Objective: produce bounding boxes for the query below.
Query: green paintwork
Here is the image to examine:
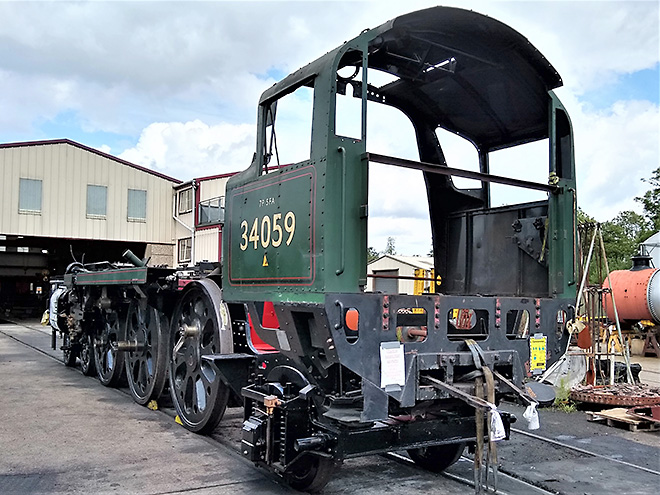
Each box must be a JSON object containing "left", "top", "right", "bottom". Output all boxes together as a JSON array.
[
  {"left": 72, "top": 267, "right": 148, "bottom": 286},
  {"left": 222, "top": 7, "right": 577, "bottom": 306},
  {"left": 227, "top": 165, "right": 316, "bottom": 285},
  {"left": 223, "top": 37, "right": 372, "bottom": 304},
  {"left": 548, "top": 93, "right": 578, "bottom": 301}
]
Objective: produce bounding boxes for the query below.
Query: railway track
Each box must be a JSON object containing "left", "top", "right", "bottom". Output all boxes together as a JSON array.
[{"left": 2, "top": 321, "right": 659, "bottom": 495}]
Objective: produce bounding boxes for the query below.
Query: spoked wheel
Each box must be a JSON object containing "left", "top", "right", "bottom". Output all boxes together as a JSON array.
[
  {"left": 94, "top": 309, "right": 126, "bottom": 387},
  {"left": 286, "top": 455, "right": 337, "bottom": 493},
  {"left": 80, "top": 332, "right": 96, "bottom": 376},
  {"left": 169, "top": 279, "right": 231, "bottom": 433},
  {"left": 125, "top": 299, "right": 168, "bottom": 405},
  {"left": 407, "top": 442, "right": 466, "bottom": 473},
  {"left": 62, "top": 333, "right": 78, "bottom": 367}
]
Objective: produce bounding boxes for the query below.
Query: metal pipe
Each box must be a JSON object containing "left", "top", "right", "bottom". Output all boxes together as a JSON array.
[
  {"left": 111, "top": 340, "right": 144, "bottom": 352},
  {"left": 599, "top": 229, "right": 633, "bottom": 383},
  {"left": 367, "top": 153, "right": 558, "bottom": 193},
  {"left": 294, "top": 436, "right": 327, "bottom": 452},
  {"left": 122, "top": 249, "right": 146, "bottom": 267},
  {"left": 336, "top": 146, "right": 347, "bottom": 276}
]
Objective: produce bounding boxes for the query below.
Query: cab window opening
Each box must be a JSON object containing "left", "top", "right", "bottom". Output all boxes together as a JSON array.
[{"left": 262, "top": 82, "right": 315, "bottom": 173}]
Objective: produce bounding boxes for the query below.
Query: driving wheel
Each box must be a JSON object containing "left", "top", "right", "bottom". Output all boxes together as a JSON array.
[
  {"left": 125, "top": 299, "right": 168, "bottom": 405},
  {"left": 94, "top": 308, "right": 126, "bottom": 387},
  {"left": 169, "top": 279, "right": 231, "bottom": 433}
]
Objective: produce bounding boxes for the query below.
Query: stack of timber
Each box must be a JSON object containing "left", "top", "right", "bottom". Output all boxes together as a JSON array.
[{"left": 586, "top": 407, "right": 660, "bottom": 432}]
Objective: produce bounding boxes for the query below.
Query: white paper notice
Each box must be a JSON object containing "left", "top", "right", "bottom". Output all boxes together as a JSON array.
[{"left": 380, "top": 342, "right": 406, "bottom": 388}]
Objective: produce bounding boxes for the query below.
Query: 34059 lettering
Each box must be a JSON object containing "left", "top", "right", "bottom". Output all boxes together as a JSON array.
[{"left": 239, "top": 211, "right": 296, "bottom": 251}]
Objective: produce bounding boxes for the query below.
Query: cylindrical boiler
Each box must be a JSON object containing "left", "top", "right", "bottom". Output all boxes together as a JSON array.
[{"left": 602, "top": 262, "right": 660, "bottom": 323}]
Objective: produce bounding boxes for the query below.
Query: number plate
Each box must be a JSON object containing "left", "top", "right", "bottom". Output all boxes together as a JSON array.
[{"left": 227, "top": 166, "right": 316, "bottom": 285}]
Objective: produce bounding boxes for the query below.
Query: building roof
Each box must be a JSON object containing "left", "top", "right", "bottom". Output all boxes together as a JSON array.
[
  {"left": 174, "top": 171, "right": 239, "bottom": 190},
  {"left": 370, "top": 254, "right": 434, "bottom": 270},
  {"left": 0, "top": 138, "right": 182, "bottom": 184}
]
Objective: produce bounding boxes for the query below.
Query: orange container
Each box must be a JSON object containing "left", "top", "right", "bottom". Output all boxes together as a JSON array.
[{"left": 602, "top": 268, "right": 660, "bottom": 323}]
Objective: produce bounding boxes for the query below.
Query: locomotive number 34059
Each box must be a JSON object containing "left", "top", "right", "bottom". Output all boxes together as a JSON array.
[{"left": 239, "top": 211, "right": 296, "bottom": 251}]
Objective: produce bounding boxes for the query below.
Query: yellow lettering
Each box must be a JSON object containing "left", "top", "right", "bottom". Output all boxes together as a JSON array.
[
  {"left": 284, "top": 211, "right": 296, "bottom": 246},
  {"left": 239, "top": 220, "right": 248, "bottom": 251},
  {"left": 249, "top": 218, "right": 259, "bottom": 249}
]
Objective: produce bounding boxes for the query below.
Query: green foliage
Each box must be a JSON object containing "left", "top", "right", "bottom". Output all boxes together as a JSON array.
[
  {"left": 367, "top": 246, "right": 379, "bottom": 263},
  {"left": 579, "top": 169, "right": 659, "bottom": 283},
  {"left": 553, "top": 377, "right": 577, "bottom": 413},
  {"left": 579, "top": 211, "right": 650, "bottom": 284},
  {"left": 602, "top": 210, "right": 651, "bottom": 270},
  {"left": 635, "top": 166, "right": 660, "bottom": 232}
]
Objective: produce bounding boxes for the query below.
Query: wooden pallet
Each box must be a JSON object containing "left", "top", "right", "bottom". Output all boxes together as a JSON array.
[{"left": 587, "top": 408, "right": 660, "bottom": 432}]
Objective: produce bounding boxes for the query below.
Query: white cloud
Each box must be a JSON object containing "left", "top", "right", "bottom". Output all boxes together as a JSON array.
[
  {"left": 0, "top": 0, "right": 658, "bottom": 253},
  {"left": 571, "top": 98, "right": 660, "bottom": 220},
  {"left": 487, "top": 1, "right": 659, "bottom": 95},
  {"left": 118, "top": 120, "right": 255, "bottom": 180}
]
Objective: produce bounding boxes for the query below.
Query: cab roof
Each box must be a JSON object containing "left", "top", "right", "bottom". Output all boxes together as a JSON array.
[{"left": 261, "top": 6, "right": 562, "bottom": 152}]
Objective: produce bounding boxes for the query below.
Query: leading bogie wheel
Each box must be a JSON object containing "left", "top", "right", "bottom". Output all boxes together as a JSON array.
[
  {"left": 94, "top": 308, "right": 126, "bottom": 387},
  {"left": 169, "top": 279, "right": 231, "bottom": 434},
  {"left": 62, "top": 332, "right": 78, "bottom": 367},
  {"left": 285, "top": 455, "right": 337, "bottom": 493},
  {"left": 125, "top": 299, "right": 168, "bottom": 405},
  {"left": 407, "top": 442, "right": 466, "bottom": 473},
  {"left": 79, "top": 332, "right": 96, "bottom": 376}
]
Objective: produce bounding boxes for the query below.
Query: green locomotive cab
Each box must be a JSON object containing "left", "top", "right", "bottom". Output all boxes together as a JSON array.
[{"left": 219, "top": 6, "right": 577, "bottom": 490}]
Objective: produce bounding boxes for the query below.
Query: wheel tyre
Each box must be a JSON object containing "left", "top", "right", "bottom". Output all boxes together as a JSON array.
[
  {"left": 286, "top": 456, "right": 336, "bottom": 493},
  {"left": 62, "top": 333, "right": 77, "bottom": 367},
  {"left": 94, "top": 309, "right": 126, "bottom": 387},
  {"left": 80, "top": 332, "right": 96, "bottom": 376},
  {"left": 169, "top": 279, "right": 231, "bottom": 434},
  {"left": 407, "top": 442, "right": 466, "bottom": 473},
  {"left": 125, "top": 300, "right": 168, "bottom": 405}
]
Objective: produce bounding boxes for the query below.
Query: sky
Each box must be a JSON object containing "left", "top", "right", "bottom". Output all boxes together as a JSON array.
[{"left": 1, "top": 0, "right": 658, "bottom": 255}]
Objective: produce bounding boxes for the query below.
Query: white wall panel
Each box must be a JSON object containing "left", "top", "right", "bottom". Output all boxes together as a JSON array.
[
  {"left": 0, "top": 142, "right": 177, "bottom": 244},
  {"left": 194, "top": 228, "right": 220, "bottom": 263}
]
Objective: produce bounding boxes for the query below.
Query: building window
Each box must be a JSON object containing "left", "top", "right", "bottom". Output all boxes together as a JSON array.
[
  {"left": 178, "top": 238, "right": 192, "bottom": 263},
  {"left": 87, "top": 185, "right": 107, "bottom": 218},
  {"left": 19, "top": 178, "right": 42, "bottom": 214},
  {"left": 178, "top": 188, "right": 193, "bottom": 214},
  {"left": 127, "top": 189, "right": 147, "bottom": 222}
]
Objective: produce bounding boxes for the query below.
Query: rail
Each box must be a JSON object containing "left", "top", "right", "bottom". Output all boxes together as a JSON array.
[{"left": 198, "top": 195, "right": 225, "bottom": 226}]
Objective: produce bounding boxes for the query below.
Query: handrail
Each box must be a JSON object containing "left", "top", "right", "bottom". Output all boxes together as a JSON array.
[
  {"left": 198, "top": 195, "right": 225, "bottom": 226},
  {"left": 367, "top": 153, "right": 558, "bottom": 193},
  {"left": 336, "top": 147, "right": 347, "bottom": 275}
]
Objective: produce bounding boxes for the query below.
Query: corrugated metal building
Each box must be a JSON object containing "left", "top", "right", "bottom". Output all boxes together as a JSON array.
[
  {"left": 367, "top": 255, "right": 434, "bottom": 294},
  {"left": 0, "top": 139, "right": 181, "bottom": 315}
]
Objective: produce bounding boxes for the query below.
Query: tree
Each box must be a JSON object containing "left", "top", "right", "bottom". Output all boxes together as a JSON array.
[
  {"left": 367, "top": 246, "right": 379, "bottom": 263},
  {"left": 601, "top": 210, "right": 650, "bottom": 272},
  {"left": 577, "top": 208, "right": 649, "bottom": 283},
  {"left": 384, "top": 236, "right": 396, "bottom": 255},
  {"left": 635, "top": 166, "right": 660, "bottom": 232}
]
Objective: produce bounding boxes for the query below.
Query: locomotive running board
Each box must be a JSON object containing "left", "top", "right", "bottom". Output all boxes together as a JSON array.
[{"left": 202, "top": 353, "right": 255, "bottom": 398}]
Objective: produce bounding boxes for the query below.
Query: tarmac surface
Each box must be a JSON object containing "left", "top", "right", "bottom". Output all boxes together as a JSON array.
[
  {"left": 1, "top": 318, "right": 659, "bottom": 495},
  {"left": 0, "top": 323, "right": 290, "bottom": 495}
]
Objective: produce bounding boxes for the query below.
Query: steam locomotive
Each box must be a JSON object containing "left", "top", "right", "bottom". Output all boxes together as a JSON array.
[{"left": 49, "top": 7, "right": 577, "bottom": 492}]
